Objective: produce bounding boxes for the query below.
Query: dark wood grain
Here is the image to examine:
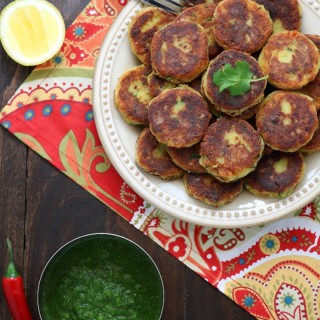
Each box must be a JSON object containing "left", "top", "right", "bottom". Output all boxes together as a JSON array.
[{"left": 0, "top": 0, "right": 255, "bottom": 319}]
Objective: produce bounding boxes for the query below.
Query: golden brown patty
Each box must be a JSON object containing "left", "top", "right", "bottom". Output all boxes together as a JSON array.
[
  {"left": 256, "top": 91, "right": 318, "bottom": 152},
  {"left": 299, "top": 72, "right": 320, "bottom": 111},
  {"left": 299, "top": 35, "right": 320, "bottom": 110},
  {"left": 148, "top": 87, "right": 211, "bottom": 147},
  {"left": 253, "top": 0, "right": 301, "bottom": 33},
  {"left": 258, "top": 31, "right": 320, "bottom": 90},
  {"left": 150, "top": 20, "right": 209, "bottom": 84},
  {"left": 175, "top": 3, "right": 222, "bottom": 59},
  {"left": 184, "top": 172, "right": 243, "bottom": 206},
  {"left": 213, "top": 0, "right": 272, "bottom": 53},
  {"left": 200, "top": 117, "right": 264, "bottom": 182},
  {"left": 306, "top": 34, "right": 320, "bottom": 49},
  {"left": 114, "top": 64, "right": 152, "bottom": 125},
  {"left": 147, "top": 71, "right": 176, "bottom": 98},
  {"left": 202, "top": 50, "right": 267, "bottom": 116},
  {"left": 187, "top": 76, "right": 221, "bottom": 117},
  {"left": 300, "top": 112, "right": 320, "bottom": 153},
  {"left": 244, "top": 151, "right": 305, "bottom": 198},
  {"left": 135, "top": 128, "right": 184, "bottom": 180},
  {"left": 167, "top": 143, "right": 206, "bottom": 173},
  {"left": 238, "top": 104, "right": 259, "bottom": 120},
  {"left": 128, "top": 7, "right": 175, "bottom": 65}
]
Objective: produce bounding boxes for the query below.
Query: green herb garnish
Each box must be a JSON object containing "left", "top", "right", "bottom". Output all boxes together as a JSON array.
[{"left": 213, "top": 61, "right": 268, "bottom": 96}]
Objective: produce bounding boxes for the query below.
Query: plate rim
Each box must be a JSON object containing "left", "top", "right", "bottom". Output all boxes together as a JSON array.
[{"left": 93, "top": 0, "right": 320, "bottom": 227}]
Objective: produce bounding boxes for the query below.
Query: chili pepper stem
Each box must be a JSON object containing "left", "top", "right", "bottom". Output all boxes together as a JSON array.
[{"left": 4, "top": 238, "right": 20, "bottom": 278}]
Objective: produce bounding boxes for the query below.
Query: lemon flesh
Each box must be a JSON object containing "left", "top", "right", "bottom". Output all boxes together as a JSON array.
[{"left": 0, "top": 0, "right": 65, "bottom": 66}]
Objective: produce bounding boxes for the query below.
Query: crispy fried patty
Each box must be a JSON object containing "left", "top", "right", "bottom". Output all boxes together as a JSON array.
[
  {"left": 175, "top": 3, "right": 222, "bottom": 58},
  {"left": 200, "top": 117, "right": 264, "bottom": 182},
  {"left": 253, "top": 0, "right": 301, "bottom": 33},
  {"left": 300, "top": 112, "right": 320, "bottom": 153},
  {"left": 244, "top": 151, "right": 305, "bottom": 198},
  {"left": 213, "top": 0, "right": 272, "bottom": 53},
  {"left": 306, "top": 34, "right": 320, "bottom": 49},
  {"left": 167, "top": 143, "right": 206, "bottom": 173},
  {"left": 299, "top": 35, "right": 320, "bottom": 110},
  {"left": 114, "top": 64, "right": 152, "bottom": 125},
  {"left": 135, "top": 128, "right": 184, "bottom": 180},
  {"left": 150, "top": 20, "right": 209, "bottom": 84},
  {"left": 148, "top": 87, "right": 211, "bottom": 147},
  {"left": 256, "top": 91, "right": 318, "bottom": 152},
  {"left": 258, "top": 31, "right": 320, "bottom": 90},
  {"left": 184, "top": 172, "right": 243, "bottom": 206},
  {"left": 147, "top": 71, "right": 176, "bottom": 98},
  {"left": 202, "top": 50, "right": 267, "bottom": 116},
  {"left": 299, "top": 72, "right": 320, "bottom": 111},
  {"left": 128, "top": 7, "right": 175, "bottom": 65}
]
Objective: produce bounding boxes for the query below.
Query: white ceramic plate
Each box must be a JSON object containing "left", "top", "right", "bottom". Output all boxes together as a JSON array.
[{"left": 93, "top": 0, "right": 320, "bottom": 227}]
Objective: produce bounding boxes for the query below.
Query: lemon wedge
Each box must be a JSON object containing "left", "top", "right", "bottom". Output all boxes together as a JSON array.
[{"left": 0, "top": 0, "right": 65, "bottom": 66}]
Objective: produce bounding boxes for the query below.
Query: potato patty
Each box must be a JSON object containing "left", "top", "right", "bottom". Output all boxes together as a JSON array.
[
  {"left": 213, "top": 0, "right": 272, "bottom": 53},
  {"left": 167, "top": 143, "right": 206, "bottom": 173},
  {"left": 147, "top": 71, "right": 176, "bottom": 98},
  {"left": 148, "top": 87, "right": 211, "bottom": 148},
  {"left": 184, "top": 172, "right": 243, "bottom": 206},
  {"left": 114, "top": 64, "right": 152, "bottom": 125},
  {"left": 300, "top": 112, "right": 320, "bottom": 153},
  {"left": 136, "top": 128, "right": 184, "bottom": 180},
  {"left": 244, "top": 151, "right": 305, "bottom": 198},
  {"left": 258, "top": 31, "right": 320, "bottom": 90},
  {"left": 200, "top": 117, "right": 264, "bottom": 182},
  {"left": 202, "top": 50, "right": 267, "bottom": 116},
  {"left": 175, "top": 3, "right": 222, "bottom": 59},
  {"left": 128, "top": 7, "right": 175, "bottom": 65},
  {"left": 253, "top": 0, "right": 301, "bottom": 33},
  {"left": 150, "top": 20, "right": 209, "bottom": 84},
  {"left": 256, "top": 91, "right": 318, "bottom": 152},
  {"left": 299, "top": 35, "right": 320, "bottom": 110}
]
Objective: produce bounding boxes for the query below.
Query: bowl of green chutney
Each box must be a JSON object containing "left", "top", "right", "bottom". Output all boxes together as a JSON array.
[{"left": 38, "top": 233, "right": 164, "bottom": 320}]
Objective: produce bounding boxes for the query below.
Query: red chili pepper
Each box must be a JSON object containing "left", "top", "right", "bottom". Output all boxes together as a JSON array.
[{"left": 2, "top": 239, "right": 33, "bottom": 320}]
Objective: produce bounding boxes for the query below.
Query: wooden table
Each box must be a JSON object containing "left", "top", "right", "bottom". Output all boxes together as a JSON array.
[{"left": 0, "top": 1, "right": 255, "bottom": 319}]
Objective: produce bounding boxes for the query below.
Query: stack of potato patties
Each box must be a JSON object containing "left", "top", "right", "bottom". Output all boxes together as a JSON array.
[{"left": 114, "top": 0, "right": 320, "bottom": 207}]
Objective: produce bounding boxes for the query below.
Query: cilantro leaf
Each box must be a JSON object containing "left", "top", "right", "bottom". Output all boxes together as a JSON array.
[{"left": 213, "top": 61, "right": 267, "bottom": 96}]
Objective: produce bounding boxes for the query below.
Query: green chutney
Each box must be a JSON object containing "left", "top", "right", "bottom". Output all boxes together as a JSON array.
[{"left": 38, "top": 234, "right": 164, "bottom": 320}]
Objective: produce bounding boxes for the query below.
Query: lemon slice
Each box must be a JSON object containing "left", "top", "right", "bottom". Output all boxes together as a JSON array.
[{"left": 0, "top": 0, "right": 65, "bottom": 66}]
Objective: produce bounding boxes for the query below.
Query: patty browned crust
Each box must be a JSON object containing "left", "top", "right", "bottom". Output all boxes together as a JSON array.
[
  {"left": 238, "top": 104, "right": 259, "bottom": 120},
  {"left": 128, "top": 7, "right": 175, "bottom": 65},
  {"left": 167, "top": 143, "right": 206, "bottom": 173},
  {"left": 213, "top": 0, "right": 272, "bottom": 53},
  {"left": 300, "top": 112, "right": 320, "bottom": 153},
  {"left": 299, "top": 35, "right": 320, "bottom": 110},
  {"left": 306, "top": 34, "right": 320, "bottom": 49},
  {"left": 253, "top": 0, "right": 301, "bottom": 33},
  {"left": 200, "top": 117, "right": 264, "bottom": 182},
  {"left": 114, "top": 64, "right": 152, "bottom": 125},
  {"left": 135, "top": 128, "right": 184, "bottom": 180},
  {"left": 299, "top": 72, "right": 320, "bottom": 111},
  {"left": 175, "top": 3, "right": 222, "bottom": 58},
  {"left": 184, "top": 172, "right": 243, "bottom": 206},
  {"left": 147, "top": 71, "right": 176, "bottom": 98},
  {"left": 149, "top": 87, "right": 211, "bottom": 147},
  {"left": 256, "top": 91, "right": 318, "bottom": 152},
  {"left": 244, "top": 151, "right": 305, "bottom": 198},
  {"left": 202, "top": 50, "right": 267, "bottom": 116},
  {"left": 258, "top": 31, "right": 320, "bottom": 90},
  {"left": 150, "top": 20, "right": 209, "bottom": 84}
]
